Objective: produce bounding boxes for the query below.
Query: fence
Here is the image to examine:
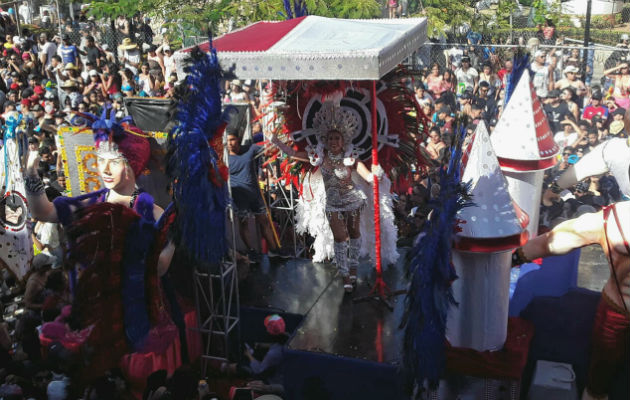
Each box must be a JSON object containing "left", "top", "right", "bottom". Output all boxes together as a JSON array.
[{"left": 413, "top": 41, "right": 630, "bottom": 87}]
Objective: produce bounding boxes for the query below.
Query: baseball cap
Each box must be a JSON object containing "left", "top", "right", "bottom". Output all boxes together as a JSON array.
[
  {"left": 534, "top": 49, "right": 546, "bottom": 58},
  {"left": 34, "top": 85, "right": 45, "bottom": 95},
  {"left": 9, "top": 83, "right": 18, "bottom": 91},
  {"left": 461, "top": 56, "right": 471, "bottom": 62},
  {"left": 591, "top": 90, "right": 602, "bottom": 100},
  {"left": 547, "top": 89, "right": 561, "bottom": 98},
  {"left": 88, "top": 69, "right": 98, "bottom": 77}
]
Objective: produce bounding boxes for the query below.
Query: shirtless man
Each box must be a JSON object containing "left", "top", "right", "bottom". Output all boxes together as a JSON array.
[{"left": 514, "top": 201, "right": 629, "bottom": 400}]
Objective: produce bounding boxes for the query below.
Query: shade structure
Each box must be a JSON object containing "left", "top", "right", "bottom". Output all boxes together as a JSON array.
[{"left": 177, "top": 16, "right": 428, "bottom": 81}]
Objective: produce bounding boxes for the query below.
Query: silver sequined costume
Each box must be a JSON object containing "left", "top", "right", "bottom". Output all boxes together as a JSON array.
[{"left": 320, "top": 159, "right": 366, "bottom": 214}]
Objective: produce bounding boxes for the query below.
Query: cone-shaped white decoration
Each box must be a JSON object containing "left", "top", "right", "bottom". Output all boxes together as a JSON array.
[
  {"left": 491, "top": 69, "right": 559, "bottom": 171},
  {"left": 491, "top": 69, "right": 558, "bottom": 237},
  {"left": 456, "top": 121, "right": 527, "bottom": 251},
  {"left": 447, "top": 122, "right": 526, "bottom": 352}
]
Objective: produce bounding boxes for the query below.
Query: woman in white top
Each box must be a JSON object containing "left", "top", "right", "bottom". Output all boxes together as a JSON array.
[{"left": 138, "top": 63, "right": 155, "bottom": 97}]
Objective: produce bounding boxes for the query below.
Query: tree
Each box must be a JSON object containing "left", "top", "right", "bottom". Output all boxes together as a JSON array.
[
  {"left": 89, "top": 0, "right": 381, "bottom": 41},
  {"left": 411, "top": 0, "right": 486, "bottom": 39}
]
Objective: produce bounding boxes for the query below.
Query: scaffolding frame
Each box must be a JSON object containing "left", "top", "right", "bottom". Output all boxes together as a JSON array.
[
  {"left": 265, "top": 171, "right": 305, "bottom": 258},
  {"left": 193, "top": 259, "right": 240, "bottom": 377}
]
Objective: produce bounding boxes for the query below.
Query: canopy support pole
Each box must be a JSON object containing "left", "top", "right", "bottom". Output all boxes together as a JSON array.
[
  {"left": 354, "top": 81, "right": 407, "bottom": 311},
  {"left": 370, "top": 80, "right": 385, "bottom": 297}
]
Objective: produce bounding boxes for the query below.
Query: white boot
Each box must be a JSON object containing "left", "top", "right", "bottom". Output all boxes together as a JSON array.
[
  {"left": 334, "top": 241, "right": 352, "bottom": 293},
  {"left": 348, "top": 238, "right": 361, "bottom": 284}
]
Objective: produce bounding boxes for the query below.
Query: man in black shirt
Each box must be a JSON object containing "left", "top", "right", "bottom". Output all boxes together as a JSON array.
[
  {"left": 227, "top": 129, "right": 285, "bottom": 262},
  {"left": 544, "top": 90, "right": 571, "bottom": 133},
  {"left": 84, "top": 36, "right": 101, "bottom": 67}
]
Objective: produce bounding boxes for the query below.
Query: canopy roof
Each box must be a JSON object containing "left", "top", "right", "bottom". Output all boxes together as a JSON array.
[{"left": 178, "top": 16, "right": 427, "bottom": 80}]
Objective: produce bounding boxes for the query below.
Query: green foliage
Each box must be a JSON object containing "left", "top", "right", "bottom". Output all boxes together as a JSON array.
[
  {"left": 589, "top": 13, "right": 622, "bottom": 29},
  {"left": 530, "top": 0, "right": 568, "bottom": 26},
  {"left": 495, "top": 0, "right": 519, "bottom": 29},
  {"left": 88, "top": 0, "right": 381, "bottom": 40},
  {"left": 414, "top": 0, "right": 477, "bottom": 38},
  {"left": 88, "top": 0, "right": 142, "bottom": 20},
  {"left": 491, "top": 26, "right": 627, "bottom": 46}
]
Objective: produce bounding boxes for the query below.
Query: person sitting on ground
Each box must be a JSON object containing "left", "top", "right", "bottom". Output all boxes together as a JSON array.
[{"left": 223, "top": 315, "right": 287, "bottom": 397}]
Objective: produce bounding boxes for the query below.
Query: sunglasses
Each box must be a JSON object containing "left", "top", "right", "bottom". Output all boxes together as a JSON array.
[{"left": 563, "top": 152, "right": 572, "bottom": 156}]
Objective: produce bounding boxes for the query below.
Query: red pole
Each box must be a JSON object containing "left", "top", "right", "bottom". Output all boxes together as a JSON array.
[{"left": 371, "top": 80, "right": 384, "bottom": 296}]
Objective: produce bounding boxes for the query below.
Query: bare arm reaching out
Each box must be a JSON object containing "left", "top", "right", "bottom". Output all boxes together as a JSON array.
[{"left": 25, "top": 151, "right": 58, "bottom": 223}]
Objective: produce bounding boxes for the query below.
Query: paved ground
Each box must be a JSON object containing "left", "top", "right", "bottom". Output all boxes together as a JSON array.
[{"left": 577, "top": 245, "right": 609, "bottom": 291}]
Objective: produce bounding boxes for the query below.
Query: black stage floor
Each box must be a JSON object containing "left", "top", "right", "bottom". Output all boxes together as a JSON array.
[{"left": 239, "top": 250, "right": 409, "bottom": 364}]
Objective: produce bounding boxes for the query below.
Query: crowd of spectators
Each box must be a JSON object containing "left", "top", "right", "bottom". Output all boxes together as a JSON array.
[
  {"left": 0, "top": 2, "right": 627, "bottom": 398},
  {"left": 393, "top": 34, "right": 629, "bottom": 241}
]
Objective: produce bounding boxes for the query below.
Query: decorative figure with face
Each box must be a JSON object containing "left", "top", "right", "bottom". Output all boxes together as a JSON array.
[{"left": 24, "top": 108, "right": 178, "bottom": 380}]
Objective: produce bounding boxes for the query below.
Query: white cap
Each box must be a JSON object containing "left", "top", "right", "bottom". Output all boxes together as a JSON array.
[
  {"left": 163, "top": 44, "right": 171, "bottom": 51},
  {"left": 88, "top": 69, "right": 98, "bottom": 76},
  {"left": 621, "top": 34, "right": 629, "bottom": 41},
  {"left": 534, "top": 49, "right": 546, "bottom": 58},
  {"left": 563, "top": 65, "right": 579, "bottom": 74}
]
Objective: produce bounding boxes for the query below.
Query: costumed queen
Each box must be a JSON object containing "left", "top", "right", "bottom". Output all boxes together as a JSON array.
[
  {"left": 23, "top": 113, "right": 178, "bottom": 381},
  {"left": 268, "top": 102, "right": 388, "bottom": 293}
]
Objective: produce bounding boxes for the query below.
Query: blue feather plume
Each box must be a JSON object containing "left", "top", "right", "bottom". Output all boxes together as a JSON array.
[
  {"left": 167, "top": 40, "right": 229, "bottom": 264},
  {"left": 283, "top": 0, "right": 308, "bottom": 19},
  {"left": 283, "top": 0, "right": 294, "bottom": 19},
  {"left": 504, "top": 49, "right": 530, "bottom": 107},
  {"left": 401, "top": 120, "right": 472, "bottom": 390}
]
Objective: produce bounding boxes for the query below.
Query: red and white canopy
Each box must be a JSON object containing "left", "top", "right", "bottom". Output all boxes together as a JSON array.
[{"left": 177, "top": 16, "right": 427, "bottom": 80}]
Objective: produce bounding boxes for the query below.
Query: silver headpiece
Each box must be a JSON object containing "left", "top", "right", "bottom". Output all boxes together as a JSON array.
[{"left": 312, "top": 101, "right": 359, "bottom": 146}]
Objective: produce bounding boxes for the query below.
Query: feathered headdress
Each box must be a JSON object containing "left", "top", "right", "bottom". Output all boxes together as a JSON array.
[
  {"left": 298, "top": 100, "right": 361, "bottom": 167},
  {"left": 167, "top": 40, "right": 230, "bottom": 264},
  {"left": 78, "top": 107, "right": 151, "bottom": 177}
]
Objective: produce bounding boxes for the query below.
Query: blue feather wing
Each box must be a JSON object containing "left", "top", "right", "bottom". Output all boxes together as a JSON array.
[
  {"left": 167, "top": 43, "right": 229, "bottom": 264},
  {"left": 402, "top": 124, "right": 471, "bottom": 389}
]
